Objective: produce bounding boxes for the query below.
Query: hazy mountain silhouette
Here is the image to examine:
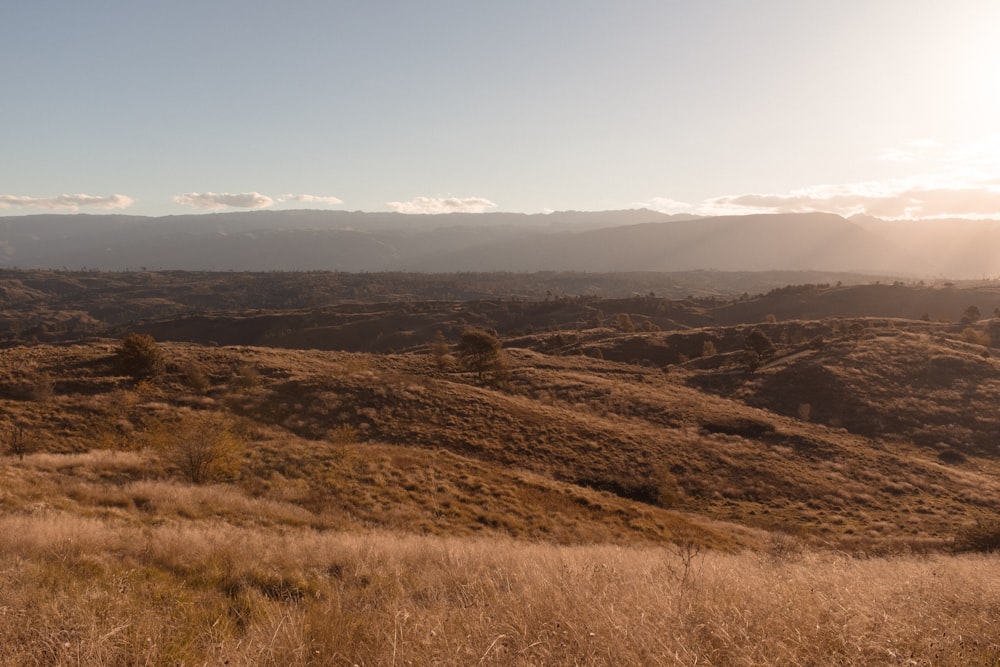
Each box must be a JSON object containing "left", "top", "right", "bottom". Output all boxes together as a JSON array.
[
  {"left": 402, "top": 212, "right": 925, "bottom": 274},
  {"left": 851, "top": 215, "right": 1000, "bottom": 278},
  {"left": 0, "top": 209, "right": 991, "bottom": 276}
]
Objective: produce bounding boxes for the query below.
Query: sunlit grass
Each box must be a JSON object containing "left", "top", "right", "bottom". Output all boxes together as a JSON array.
[{"left": 0, "top": 512, "right": 998, "bottom": 666}]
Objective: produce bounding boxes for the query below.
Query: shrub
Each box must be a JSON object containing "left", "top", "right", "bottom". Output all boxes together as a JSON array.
[
  {"left": 148, "top": 412, "right": 243, "bottom": 484},
  {"left": 4, "top": 424, "right": 34, "bottom": 460},
  {"left": 428, "top": 330, "right": 452, "bottom": 370},
  {"left": 742, "top": 350, "right": 761, "bottom": 373},
  {"left": 614, "top": 313, "right": 636, "bottom": 332},
  {"left": 954, "top": 518, "right": 1000, "bottom": 553},
  {"left": 961, "top": 327, "right": 990, "bottom": 347},
  {"left": 701, "top": 341, "right": 717, "bottom": 357},
  {"left": 117, "top": 333, "right": 165, "bottom": 378},
  {"left": 29, "top": 371, "right": 54, "bottom": 402},
  {"left": 229, "top": 363, "right": 260, "bottom": 390},
  {"left": 180, "top": 361, "right": 212, "bottom": 393},
  {"left": 937, "top": 447, "right": 967, "bottom": 465},
  {"left": 328, "top": 424, "right": 358, "bottom": 447}
]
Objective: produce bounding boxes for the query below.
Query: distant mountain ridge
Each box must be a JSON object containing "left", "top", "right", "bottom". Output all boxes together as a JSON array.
[{"left": 0, "top": 208, "right": 994, "bottom": 277}]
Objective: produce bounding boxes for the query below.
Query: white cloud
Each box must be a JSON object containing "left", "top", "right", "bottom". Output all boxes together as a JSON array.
[
  {"left": 634, "top": 196, "right": 694, "bottom": 214},
  {"left": 0, "top": 193, "right": 134, "bottom": 211},
  {"left": 385, "top": 196, "right": 497, "bottom": 214},
  {"left": 704, "top": 177, "right": 1000, "bottom": 220},
  {"left": 875, "top": 138, "right": 944, "bottom": 162},
  {"left": 276, "top": 194, "right": 344, "bottom": 205},
  {"left": 172, "top": 192, "right": 274, "bottom": 210}
]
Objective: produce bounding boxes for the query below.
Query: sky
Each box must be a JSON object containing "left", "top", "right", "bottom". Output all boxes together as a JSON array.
[{"left": 2, "top": 0, "right": 1000, "bottom": 219}]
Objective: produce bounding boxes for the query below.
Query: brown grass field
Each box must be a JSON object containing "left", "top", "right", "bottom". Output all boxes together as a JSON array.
[
  {"left": 3, "top": 278, "right": 1000, "bottom": 664},
  {"left": 2, "top": 508, "right": 1000, "bottom": 665}
]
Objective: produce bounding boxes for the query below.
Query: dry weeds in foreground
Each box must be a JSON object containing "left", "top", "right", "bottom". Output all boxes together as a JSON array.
[{"left": 0, "top": 512, "right": 998, "bottom": 666}]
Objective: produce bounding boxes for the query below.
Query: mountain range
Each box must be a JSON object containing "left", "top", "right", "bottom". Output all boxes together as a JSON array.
[{"left": 0, "top": 209, "right": 996, "bottom": 277}]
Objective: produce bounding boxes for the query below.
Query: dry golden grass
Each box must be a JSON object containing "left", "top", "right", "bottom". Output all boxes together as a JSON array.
[
  {"left": 4, "top": 439, "right": 735, "bottom": 549},
  {"left": 2, "top": 325, "right": 1000, "bottom": 663},
  {"left": 0, "top": 511, "right": 998, "bottom": 666},
  {"left": 4, "top": 337, "right": 1000, "bottom": 550}
]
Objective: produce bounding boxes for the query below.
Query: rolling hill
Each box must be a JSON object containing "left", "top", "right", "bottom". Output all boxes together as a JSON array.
[{"left": 4, "top": 270, "right": 1000, "bottom": 663}]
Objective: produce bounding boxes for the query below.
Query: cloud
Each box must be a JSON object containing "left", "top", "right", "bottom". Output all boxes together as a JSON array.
[
  {"left": 172, "top": 192, "right": 274, "bottom": 210},
  {"left": 276, "top": 194, "right": 344, "bottom": 205},
  {"left": 385, "top": 196, "right": 497, "bottom": 214},
  {"left": 704, "top": 178, "right": 1000, "bottom": 219},
  {"left": 0, "top": 193, "right": 134, "bottom": 211},
  {"left": 634, "top": 196, "right": 694, "bottom": 214},
  {"left": 875, "top": 139, "right": 943, "bottom": 162}
]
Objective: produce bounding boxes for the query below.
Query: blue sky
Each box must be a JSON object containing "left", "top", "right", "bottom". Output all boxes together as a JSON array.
[{"left": 3, "top": 1, "right": 1000, "bottom": 218}]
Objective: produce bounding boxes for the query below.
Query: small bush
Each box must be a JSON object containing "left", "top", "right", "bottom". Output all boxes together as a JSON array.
[
  {"left": 148, "top": 412, "right": 243, "bottom": 484},
  {"left": 4, "top": 424, "right": 34, "bottom": 460},
  {"left": 961, "top": 327, "right": 990, "bottom": 347},
  {"left": 180, "top": 361, "right": 212, "bottom": 393},
  {"left": 954, "top": 518, "right": 1000, "bottom": 553},
  {"left": 614, "top": 313, "right": 636, "bottom": 332},
  {"left": 117, "top": 334, "right": 165, "bottom": 378},
  {"left": 937, "top": 447, "right": 967, "bottom": 465},
  {"left": 230, "top": 363, "right": 260, "bottom": 390},
  {"left": 29, "top": 371, "right": 54, "bottom": 402},
  {"left": 328, "top": 424, "right": 358, "bottom": 447},
  {"left": 428, "top": 331, "right": 453, "bottom": 370}
]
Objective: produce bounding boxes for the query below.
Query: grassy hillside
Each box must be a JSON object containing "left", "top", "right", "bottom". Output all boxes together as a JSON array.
[
  {"left": 4, "top": 275, "right": 1000, "bottom": 663},
  {"left": 4, "top": 321, "right": 1000, "bottom": 551}
]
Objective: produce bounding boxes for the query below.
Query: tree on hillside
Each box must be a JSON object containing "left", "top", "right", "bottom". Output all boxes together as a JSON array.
[
  {"left": 846, "top": 321, "right": 866, "bottom": 342},
  {"left": 964, "top": 305, "right": 981, "bottom": 323},
  {"left": 744, "top": 328, "right": 775, "bottom": 359},
  {"left": 457, "top": 327, "right": 506, "bottom": 382}
]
